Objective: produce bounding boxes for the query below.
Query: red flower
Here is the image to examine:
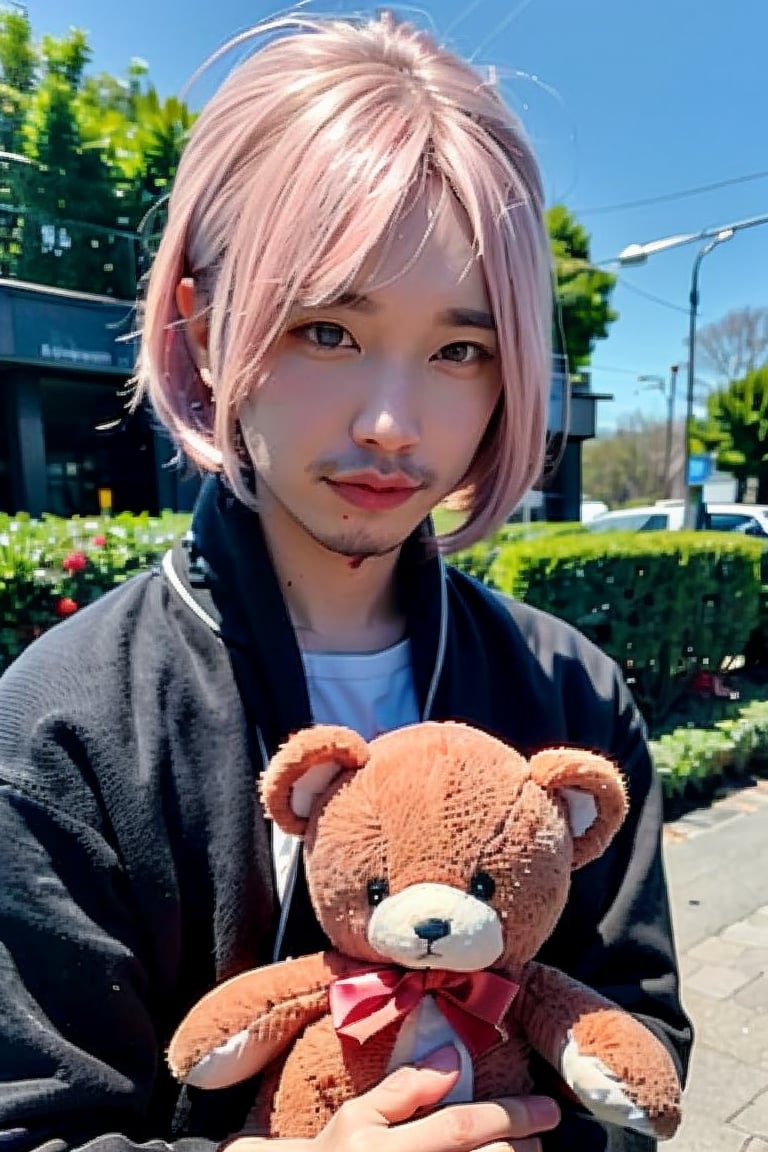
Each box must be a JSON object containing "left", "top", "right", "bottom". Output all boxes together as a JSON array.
[
  {"left": 56, "top": 597, "right": 79, "bottom": 617},
  {"left": 62, "top": 551, "right": 88, "bottom": 573},
  {"left": 91, "top": 535, "right": 107, "bottom": 547}
]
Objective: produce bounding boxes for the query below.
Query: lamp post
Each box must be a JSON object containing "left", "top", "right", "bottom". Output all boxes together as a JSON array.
[
  {"left": 611, "top": 211, "right": 768, "bottom": 525},
  {"left": 638, "top": 364, "right": 679, "bottom": 498},
  {"left": 683, "top": 232, "right": 733, "bottom": 525}
]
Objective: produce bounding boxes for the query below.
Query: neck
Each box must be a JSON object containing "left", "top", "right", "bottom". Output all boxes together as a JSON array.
[{"left": 257, "top": 491, "right": 410, "bottom": 654}]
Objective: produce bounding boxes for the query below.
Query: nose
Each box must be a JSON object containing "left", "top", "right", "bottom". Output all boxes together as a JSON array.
[
  {"left": 350, "top": 370, "right": 420, "bottom": 455},
  {"left": 413, "top": 917, "right": 451, "bottom": 943}
]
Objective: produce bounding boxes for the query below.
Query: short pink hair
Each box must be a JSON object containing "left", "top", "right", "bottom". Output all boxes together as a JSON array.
[{"left": 135, "top": 11, "right": 553, "bottom": 552}]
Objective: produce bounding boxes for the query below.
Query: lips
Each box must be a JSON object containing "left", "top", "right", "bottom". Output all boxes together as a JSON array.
[{"left": 325, "top": 473, "right": 422, "bottom": 512}]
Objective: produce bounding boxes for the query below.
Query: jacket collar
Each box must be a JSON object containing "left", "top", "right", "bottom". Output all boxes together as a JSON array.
[{"left": 185, "top": 475, "right": 448, "bottom": 747}]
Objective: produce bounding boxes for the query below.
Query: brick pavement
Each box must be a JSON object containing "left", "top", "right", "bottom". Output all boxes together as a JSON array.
[{"left": 663, "top": 779, "right": 768, "bottom": 1152}]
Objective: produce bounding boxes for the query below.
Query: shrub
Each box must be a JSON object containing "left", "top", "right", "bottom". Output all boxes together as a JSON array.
[
  {"left": 0, "top": 511, "right": 190, "bottom": 674},
  {"left": 743, "top": 548, "right": 768, "bottom": 667},
  {"left": 651, "top": 698, "right": 768, "bottom": 809},
  {"left": 449, "top": 519, "right": 586, "bottom": 583},
  {"left": 453, "top": 529, "right": 764, "bottom": 727}
]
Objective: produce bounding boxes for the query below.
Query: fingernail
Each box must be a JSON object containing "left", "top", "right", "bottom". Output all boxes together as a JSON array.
[
  {"left": 529, "top": 1097, "right": 561, "bottom": 1129},
  {"left": 416, "top": 1045, "right": 460, "bottom": 1073}
]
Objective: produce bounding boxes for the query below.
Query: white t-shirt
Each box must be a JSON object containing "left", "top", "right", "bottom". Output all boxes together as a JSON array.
[{"left": 303, "top": 638, "right": 420, "bottom": 740}]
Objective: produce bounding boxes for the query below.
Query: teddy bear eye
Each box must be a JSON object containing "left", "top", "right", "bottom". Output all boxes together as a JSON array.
[
  {"left": 469, "top": 871, "right": 496, "bottom": 901},
  {"left": 366, "top": 879, "right": 389, "bottom": 907}
]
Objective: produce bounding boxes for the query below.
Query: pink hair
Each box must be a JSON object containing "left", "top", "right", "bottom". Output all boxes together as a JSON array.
[{"left": 134, "top": 11, "right": 553, "bottom": 553}]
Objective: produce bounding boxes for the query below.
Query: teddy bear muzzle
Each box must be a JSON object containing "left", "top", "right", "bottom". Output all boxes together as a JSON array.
[{"left": 367, "top": 882, "right": 504, "bottom": 971}]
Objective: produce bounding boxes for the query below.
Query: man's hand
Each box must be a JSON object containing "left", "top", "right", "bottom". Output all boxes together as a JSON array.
[{"left": 227, "top": 1043, "right": 561, "bottom": 1151}]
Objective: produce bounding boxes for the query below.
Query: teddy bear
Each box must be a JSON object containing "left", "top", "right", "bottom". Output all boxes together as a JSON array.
[{"left": 167, "top": 721, "right": 682, "bottom": 1140}]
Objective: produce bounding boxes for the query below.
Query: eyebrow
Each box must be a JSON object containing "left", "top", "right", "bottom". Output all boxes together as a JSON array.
[{"left": 330, "top": 292, "right": 497, "bottom": 332}]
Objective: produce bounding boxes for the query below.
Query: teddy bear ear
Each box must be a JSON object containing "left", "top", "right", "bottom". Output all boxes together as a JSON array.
[
  {"left": 260, "top": 724, "right": 371, "bottom": 836},
  {"left": 528, "top": 748, "right": 628, "bottom": 869}
]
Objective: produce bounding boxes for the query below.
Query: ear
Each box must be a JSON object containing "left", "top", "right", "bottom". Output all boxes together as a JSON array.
[
  {"left": 260, "top": 725, "right": 371, "bottom": 836},
  {"left": 528, "top": 748, "right": 628, "bottom": 869},
  {"left": 175, "top": 276, "right": 211, "bottom": 376}
]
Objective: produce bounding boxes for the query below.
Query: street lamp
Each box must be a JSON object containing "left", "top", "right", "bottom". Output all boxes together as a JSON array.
[
  {"left": 684, "top": 231, "right": 733, "bottom": 525},
  {"left": 612, "top": 212, "right": 768, "bottom": 267},
  {"left": 611, "top": 211, "right": 768, "bottom": 525},
  {"left": 638, "top": 365, "right": 679, "bottom": 498}
]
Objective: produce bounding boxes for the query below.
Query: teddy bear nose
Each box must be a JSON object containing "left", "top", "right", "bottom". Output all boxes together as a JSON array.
[{"left": 413, "top": 917, "right": 452, "bottom": 942}]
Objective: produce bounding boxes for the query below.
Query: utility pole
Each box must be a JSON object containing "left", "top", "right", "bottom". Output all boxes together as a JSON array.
[
  {"left": 664, "top": 365, "right": 679, "bottom": 498},
  {"left": 638, "top": 366, "right": 679, "bottom": 498}
]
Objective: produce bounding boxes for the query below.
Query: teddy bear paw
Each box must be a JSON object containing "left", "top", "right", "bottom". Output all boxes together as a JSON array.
[{"left": 560, "top": 1036, "right": 655, "bottom": 1135}]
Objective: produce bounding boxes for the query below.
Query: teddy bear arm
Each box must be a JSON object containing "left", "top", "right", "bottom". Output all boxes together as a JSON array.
[
  {"left": 514, "top": 961, "right": 682, "bottom": 1141},
  {"left": 167, "top": 952, "right": 339, "bottom": 1090}
]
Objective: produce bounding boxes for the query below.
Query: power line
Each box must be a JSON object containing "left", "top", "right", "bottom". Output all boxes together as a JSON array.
[
  {"left": 616, "top": 276, "right": 692, "bottom": 315},
  {"left": 574, "top": 169, "right": 768, "bottom": 216}
]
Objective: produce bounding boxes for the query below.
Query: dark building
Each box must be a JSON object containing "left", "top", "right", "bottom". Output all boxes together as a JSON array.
[
  {"left": 0, "top": 279, "right": 196, "bottom": 517},
  {"left": 543, "top": 356, "right": 611, "bottom": 522}
]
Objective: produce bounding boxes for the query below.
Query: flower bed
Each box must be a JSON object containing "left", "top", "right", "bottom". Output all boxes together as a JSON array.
[{"left": 0, "top": 510, "right": 190, "bottom": 674}]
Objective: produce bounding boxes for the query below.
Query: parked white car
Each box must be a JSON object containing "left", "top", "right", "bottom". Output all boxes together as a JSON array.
[
  {"left": 586, "top": 502, "right": 686, "bottom": 533},
  {"left": 707, "top": 503, "right": 768, "bottom": 538},
  {"left": 581, "top": 499, "right": 609, "bottom": 523},
  {"left": 586, "top": 500, "right": 768, "bottom": 538}
]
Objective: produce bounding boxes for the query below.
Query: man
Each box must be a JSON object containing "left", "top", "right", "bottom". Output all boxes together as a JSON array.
[{"left": 0, "top": 13, "right": 691, "bottom": 1152}]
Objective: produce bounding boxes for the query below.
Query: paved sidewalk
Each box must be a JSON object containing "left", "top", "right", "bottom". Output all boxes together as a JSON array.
[{"left": 663, "top": 778, "right": 768, "bottom": 1152}]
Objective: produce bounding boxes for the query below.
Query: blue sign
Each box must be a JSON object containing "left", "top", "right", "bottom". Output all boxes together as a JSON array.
[{"left": 687, "top": 454, "right": 714, "bottom": 486}]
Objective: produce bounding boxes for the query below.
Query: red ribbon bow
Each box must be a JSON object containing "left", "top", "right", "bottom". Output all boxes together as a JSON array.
[{"left": 329, "top": 966, "right": 519, "bottom": 1059}]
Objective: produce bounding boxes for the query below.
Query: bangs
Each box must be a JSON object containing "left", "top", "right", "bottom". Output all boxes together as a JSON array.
[{"left": 220, "top": 83, "right": 436, "bottom": 365}]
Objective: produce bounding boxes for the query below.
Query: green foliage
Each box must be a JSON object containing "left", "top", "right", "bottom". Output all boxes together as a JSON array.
[
  {"left": 449, "top": 520, "right": 587, "bottom": 584},
  {"left": 546, "top": 204, "right": 618, "bottom": 373},
  {"left": 453, "top": 528, "right": 764, "bottom": 726},
  {"left": 0, "top": 11, "right": 194, "bottom": 295},
  {"left": 651, "top": 698, "right": 768, "bottom": 804},
  {"left": 0, "top": 510, "right": 190, "bottom": 673},
  {"left": 691, "top": 367, "right": 768, "bottom": 501},
  {"left": 0, "top": 11, "right": 34, "bottom": 150}
]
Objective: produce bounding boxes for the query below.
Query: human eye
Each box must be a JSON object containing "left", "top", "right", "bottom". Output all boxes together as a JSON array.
[
  {"left": 291, "top": 321, "right": 359, "bottom": 350},
  {"left": 434, "top": 341, "right": 495, "bottom": 365}
]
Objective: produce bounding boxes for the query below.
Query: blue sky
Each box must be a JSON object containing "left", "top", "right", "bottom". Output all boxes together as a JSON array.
[{"left": 24, "top": 0, "right": 768, "bottom": 431}]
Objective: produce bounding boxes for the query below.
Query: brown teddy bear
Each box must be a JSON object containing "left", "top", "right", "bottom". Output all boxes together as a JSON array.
[{"left": 167, "top": 721, "right": 682, "bottom": 1140}]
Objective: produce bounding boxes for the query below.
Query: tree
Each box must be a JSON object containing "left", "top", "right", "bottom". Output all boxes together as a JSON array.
[
  {"left": 582, "top": 413, "right": 671, "bottom": 507},
  {"left": 16, "top": 29, "right": 121, "bottom": 291},
  {"left": 546, "top": 204, "right": 618, "bottom": 376},
  {"left": 691, "top": 367, "right": 768, "bottom": 501},
  {"left": 0, "top": 9, "right": 34, "bottom": 152},
  {"left": 695, "top": 307, "right": 768, "bottom": 385},
  {"left": 0, "top": 12, "right": 193, "bottom": 296}
]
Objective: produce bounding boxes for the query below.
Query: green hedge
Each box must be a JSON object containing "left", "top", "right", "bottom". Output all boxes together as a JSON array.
[
  {"left": 451, "top": 528, "right": 765, "bottom": 727},
  {"left": 445, "top": 519, "right": 588, "bottom": 583},
  {"left": 0, "top": 511, "right": 190, "bottom": 674},
  {"left": 651, "top": 697, "right": 768, "bottom": 812}
]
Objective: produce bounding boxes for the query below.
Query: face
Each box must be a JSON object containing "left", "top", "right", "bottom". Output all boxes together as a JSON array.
[{"left": 236, "top": 188, "right": 502, "bottom": 558}]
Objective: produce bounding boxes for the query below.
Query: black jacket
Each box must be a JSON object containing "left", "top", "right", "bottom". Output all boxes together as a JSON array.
[{"left": 0, "top": 477, "right": 692, "bottom": 1152}]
